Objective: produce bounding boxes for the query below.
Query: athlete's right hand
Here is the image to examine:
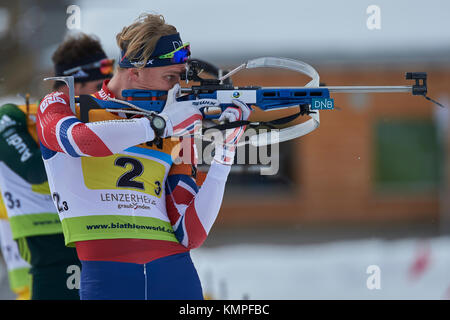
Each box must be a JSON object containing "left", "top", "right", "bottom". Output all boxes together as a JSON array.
[{"left": 159, "top": 84, "right": 220, "bottom": 137}]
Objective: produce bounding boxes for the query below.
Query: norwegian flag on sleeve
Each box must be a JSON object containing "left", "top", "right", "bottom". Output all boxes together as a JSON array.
[
  {"left": 36, "top": 89, "right": 154, "bottom": 157},
  {"left": 165, "top": 159, "right": 231, "bottom": 249}
]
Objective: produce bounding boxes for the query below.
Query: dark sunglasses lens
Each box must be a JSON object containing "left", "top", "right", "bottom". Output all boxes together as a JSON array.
[
  {"left": 100, "top": 59, "right": 114, "bottom": 67},
  {"left": 99, "top": 59, "right": 115, "bottom": 74},
  {"left": 100, "top": 65, "right": 113, "bottom": 75}
]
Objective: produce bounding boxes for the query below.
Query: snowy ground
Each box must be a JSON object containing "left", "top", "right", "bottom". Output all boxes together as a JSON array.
[
  {"left": 2, "top": 235, "right": 449, "bottom": 300},
  {"left": 192, "top": 236, "right": 450, "bottom": 300},
  {"left": 0, "top": 256, "right": 15, "bottom": 300}
]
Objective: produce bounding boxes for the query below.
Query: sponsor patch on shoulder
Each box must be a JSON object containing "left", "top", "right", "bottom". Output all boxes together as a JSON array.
[{"left": 39, "top": 92, "right": 67, "bottom": 113}]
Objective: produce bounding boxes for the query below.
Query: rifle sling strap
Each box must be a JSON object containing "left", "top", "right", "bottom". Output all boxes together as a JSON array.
[{"left": 203, "top": 104, "right": 314, "bottom": 133}]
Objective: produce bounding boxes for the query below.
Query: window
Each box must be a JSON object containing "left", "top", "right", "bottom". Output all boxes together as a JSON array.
[{"left": 374, "top": 119, "right": 442, "bottom": 193}]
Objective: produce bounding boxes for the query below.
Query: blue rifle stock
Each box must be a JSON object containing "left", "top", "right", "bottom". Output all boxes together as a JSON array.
[{"left": 177, "top": 87, "right": 332, "bottom": 119}]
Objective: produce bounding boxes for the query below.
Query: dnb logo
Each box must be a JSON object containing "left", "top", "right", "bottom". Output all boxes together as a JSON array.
[
  {"left": 311, "top": 98, "right": 334, "bottom": 110},
  {"left": 232, "top": 91, "right": 241, "bottom": 99}
]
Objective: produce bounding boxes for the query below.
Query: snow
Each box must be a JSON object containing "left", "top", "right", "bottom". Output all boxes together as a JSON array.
[
  {"left": 191, "top": 237, "right": 450, "bottom": 300},
  {"left": 2, "top": 236, "right": 450, "bottom": 299}
]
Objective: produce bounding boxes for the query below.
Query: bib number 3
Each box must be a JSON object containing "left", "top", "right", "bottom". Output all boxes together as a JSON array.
[{"left": 3, "top": 192, "right": 20, "bottom": 209}]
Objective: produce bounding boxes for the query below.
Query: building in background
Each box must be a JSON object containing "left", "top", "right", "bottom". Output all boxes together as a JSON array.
[
  {"left": 1, "top": 0, "right": 450, "bottom": 300},
  {"left": 0, "top": 0, "right": 449, "bottom": 238},
  {"left": 215, "top": 62, "right": 450, "bottom": 237}
]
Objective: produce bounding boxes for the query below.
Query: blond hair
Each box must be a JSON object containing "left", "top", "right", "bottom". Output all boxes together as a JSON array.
[{"left": 116, "top": 13, "right": 178, "bottom": 68}]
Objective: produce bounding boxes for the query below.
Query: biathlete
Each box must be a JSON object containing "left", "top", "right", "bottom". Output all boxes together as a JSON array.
[
  {"left": 0, "top": 33, "right": 113, "bottom": 300},
  {"left": 36, "top": 13, "right": 251, "bottom": 300}
]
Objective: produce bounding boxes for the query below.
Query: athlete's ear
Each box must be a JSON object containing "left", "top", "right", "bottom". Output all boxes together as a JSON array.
[{"left": 127, "top": 68, "right": 140, "bottom": 82}]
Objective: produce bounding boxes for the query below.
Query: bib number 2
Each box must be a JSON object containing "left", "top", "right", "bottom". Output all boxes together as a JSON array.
[
  {"left": 80, "top": 154, "right": 164, "bottom": 197},
  {"left": 52, "top": 192, "right": 69, "bottom": 213},
  {"left": 114, "top": 156, "right": 163, "bottom": 196},
  {"left": 114, "top": 157, "right": 145, "bottom": 190}
]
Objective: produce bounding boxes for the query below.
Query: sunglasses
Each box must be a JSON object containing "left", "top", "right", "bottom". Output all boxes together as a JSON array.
[
  {"left": 63, "top": 58, "right": 115, "bottom": 76},
  {"left": 158, "top": 43, "right": 191, "bottom": 63}
]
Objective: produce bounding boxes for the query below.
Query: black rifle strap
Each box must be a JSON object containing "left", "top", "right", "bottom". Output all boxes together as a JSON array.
[
  {"left": 424, "top": 95, "right": 446, "bottom": 108},
  {"left": 203, "top": 104, "right": 314, "bottom": 133}
]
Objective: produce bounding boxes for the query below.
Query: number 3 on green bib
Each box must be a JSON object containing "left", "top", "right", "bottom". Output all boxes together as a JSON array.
[{"left": 81, "top": 154, "right": 165, "bottom": 197}]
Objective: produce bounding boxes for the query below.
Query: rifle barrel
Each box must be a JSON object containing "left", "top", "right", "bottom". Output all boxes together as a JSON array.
[
  {"left": 180, "top": 85, "right": 414, "bottom": 94},
  {"left": 324, "top": 86, "right": 413, "bottom": 93}
]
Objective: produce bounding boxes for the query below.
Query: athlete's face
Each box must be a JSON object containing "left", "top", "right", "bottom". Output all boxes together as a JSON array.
[{"left": 130, "top": 64, "right": 186, "bottom": 91}]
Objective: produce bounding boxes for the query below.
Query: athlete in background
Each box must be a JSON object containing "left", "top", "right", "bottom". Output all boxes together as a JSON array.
[
  {"left": 0, "top": 192, "right": 30, "bottom": 299},
  {"left": 0, "top": 33, "right": 114, "bottom": 300},
  {"left": 37, "top": 13, "right": 251, "bottom": 300}
]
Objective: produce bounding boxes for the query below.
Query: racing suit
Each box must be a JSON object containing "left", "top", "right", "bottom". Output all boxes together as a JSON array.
[
  {"left": 0, "top": 103, "right": 81, "bottom": 300},
  {"left": 36, "top": 80, "right": 231, "bottom": 299}
]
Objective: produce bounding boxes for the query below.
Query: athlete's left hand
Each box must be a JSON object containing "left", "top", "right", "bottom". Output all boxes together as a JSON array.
[
  {"left": 213, "top": 99, "right": 252, "bottom": 165},
  {"left": 218, "top": 99, "right": 251, "bottom": 124}
]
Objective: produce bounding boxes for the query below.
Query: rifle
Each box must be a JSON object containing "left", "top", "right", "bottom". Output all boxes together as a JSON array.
[
  {"left": 44, "top": 57, "right": 443, "bottom": 147},
  {"left": 178, "top": 57, "right": 441, "bottom": 146}
]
